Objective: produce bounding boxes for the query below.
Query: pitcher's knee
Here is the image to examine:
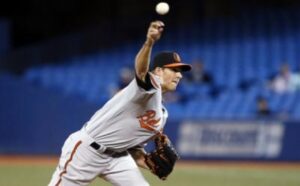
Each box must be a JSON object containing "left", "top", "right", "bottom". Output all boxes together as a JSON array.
[
  {"left": 143, "top": 182, "right": 150, "bottom": 186},
  {"left": 130, "top": 181, "right": 150, "bottom": 186},
  {"left": 138, "top": 180, "right": 150, "bottom": 186}
]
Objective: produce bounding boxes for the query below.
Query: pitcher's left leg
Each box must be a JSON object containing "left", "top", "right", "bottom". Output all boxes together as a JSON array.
[{"left": 103, "top": 154, "right": 150, "bottom": 186}]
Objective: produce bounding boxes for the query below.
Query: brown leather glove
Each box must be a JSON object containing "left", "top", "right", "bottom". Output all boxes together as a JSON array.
[{"left": 144, "top": 134, "right": 179, "bottom": 180}]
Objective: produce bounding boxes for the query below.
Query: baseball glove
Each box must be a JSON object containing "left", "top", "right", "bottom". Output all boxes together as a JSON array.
[{"left": 145, "top": 134, "right": 179, "bottom": 180}]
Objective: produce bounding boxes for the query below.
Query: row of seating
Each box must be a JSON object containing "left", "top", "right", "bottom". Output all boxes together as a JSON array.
[{"left": 23, "top": 9, "right": 300, "bottom": 120}]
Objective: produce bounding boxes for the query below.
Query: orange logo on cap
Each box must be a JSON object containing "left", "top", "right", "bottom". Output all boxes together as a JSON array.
[{"left": 173, "top": 53, "right": 181, "bottom": 63}]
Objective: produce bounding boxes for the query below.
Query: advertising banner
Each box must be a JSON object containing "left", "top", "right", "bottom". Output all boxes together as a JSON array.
[{"left": 177, "top": 121, "right": 284, "bottom": 158}]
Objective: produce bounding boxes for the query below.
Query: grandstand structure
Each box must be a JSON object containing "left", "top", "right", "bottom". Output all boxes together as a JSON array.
[
  {"left": 23, "top": 9, "right": 300, "bottom": 120},
  {"left": 1, "top": 5, "right": 300, "bottom": 159}
]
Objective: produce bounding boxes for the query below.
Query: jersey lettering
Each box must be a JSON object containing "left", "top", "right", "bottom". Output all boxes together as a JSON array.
[{"left": 137, "top": 110, "right": 161, "bottom": 132}]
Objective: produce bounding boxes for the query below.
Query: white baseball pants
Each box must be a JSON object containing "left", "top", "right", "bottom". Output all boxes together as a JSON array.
[{"left": 48, "top": 130, "right": 149, "bottom": 186}]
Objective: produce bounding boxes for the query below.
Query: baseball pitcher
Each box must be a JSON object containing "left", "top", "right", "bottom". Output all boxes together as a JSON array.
[{"left": 48, "top": 20, "right": 192, "bottom": 186}]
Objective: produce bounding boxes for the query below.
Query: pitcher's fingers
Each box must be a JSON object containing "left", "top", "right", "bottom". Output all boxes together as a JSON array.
[{"left": 150, "top": 20, "right": 165, "bottom": 29}]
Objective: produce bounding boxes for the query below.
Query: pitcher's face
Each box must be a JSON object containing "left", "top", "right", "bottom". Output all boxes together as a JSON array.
[{"left": 157, "top": 67, "right": 183, "bottom": 92}]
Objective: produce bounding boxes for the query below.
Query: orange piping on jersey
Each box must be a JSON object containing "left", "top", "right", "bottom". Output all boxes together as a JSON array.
[
  {"left": 149, "top": 74, "right": 159, "bottom": 89},
  {"left": 55, "top": 140, "right": 82, "bottom": 186}
]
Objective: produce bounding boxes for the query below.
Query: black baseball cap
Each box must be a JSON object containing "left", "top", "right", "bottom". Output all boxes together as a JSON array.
[{"left": 150, "top": 51, "right": 192, "bottom": 72}]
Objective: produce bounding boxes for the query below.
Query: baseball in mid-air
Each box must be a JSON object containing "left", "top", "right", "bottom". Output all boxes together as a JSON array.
[{"left": 155, "top": 2, "right": 169, "bottom": 15}]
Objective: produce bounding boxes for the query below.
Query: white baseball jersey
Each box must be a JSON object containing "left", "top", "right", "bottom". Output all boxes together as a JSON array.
[
  {"left": 49, "top": 72, "right": 168, "bottom": 186},
  {"left": 83, "top": 72, "right": 168, "bottom": 152}
]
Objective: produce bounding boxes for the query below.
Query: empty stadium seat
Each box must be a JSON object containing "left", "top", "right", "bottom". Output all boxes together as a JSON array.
[{"left": 21, "top": 9, "right": 300, "bottom": 120}]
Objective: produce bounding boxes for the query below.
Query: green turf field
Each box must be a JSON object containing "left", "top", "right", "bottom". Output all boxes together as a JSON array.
[{"left": 1, "top": 162, "right": 300, "bottom": 186}]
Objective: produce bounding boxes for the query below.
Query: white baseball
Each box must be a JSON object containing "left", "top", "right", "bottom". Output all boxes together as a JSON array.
[{"left": 155, "top": 2, "right": 169, "bottom": 15}]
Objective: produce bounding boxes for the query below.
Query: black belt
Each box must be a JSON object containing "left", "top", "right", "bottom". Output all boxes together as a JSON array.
[{"left": 90, "top": 142, "right": 128, "bottom": 158}]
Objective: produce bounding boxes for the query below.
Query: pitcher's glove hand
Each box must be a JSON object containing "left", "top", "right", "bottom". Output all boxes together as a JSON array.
[{"left": 145, "top": 134, "right": 179, "bottom": 180}]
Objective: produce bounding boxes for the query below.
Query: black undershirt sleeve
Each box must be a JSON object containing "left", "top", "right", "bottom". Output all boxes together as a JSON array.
[{"left": 135, "top": 73, "right": 154, "bottom": 91}]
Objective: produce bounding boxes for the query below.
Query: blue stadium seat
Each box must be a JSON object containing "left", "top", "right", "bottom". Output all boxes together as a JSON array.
[{"left": 21, "top": 9, "right": 300, "bottom": 120}]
